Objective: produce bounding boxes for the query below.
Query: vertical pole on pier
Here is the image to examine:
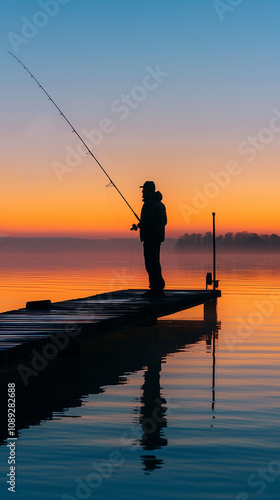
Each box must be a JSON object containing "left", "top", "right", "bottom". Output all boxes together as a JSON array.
[{"left": 212, "top": 212, "right": 216, "bottom": 290}]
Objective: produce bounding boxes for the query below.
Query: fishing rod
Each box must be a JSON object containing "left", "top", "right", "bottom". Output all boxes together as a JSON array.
[{"left": 7, "top": 51, "right": 140, "bottom": 223}]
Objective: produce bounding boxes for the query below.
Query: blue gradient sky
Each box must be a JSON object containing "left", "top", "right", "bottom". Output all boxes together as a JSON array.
[{"left": 1, "top": 0, "right": 280, "bottom": 237}]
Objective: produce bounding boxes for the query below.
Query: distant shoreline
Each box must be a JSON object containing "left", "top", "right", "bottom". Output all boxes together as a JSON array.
[
  {"left": 175, "top": 232, "right": 280, "bottom": 253},
  {"left": 0, "top": 237, "right": 177, "bottom": 252}
]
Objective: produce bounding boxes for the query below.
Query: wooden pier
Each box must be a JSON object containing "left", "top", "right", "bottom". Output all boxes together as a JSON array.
[{"left": 0, "top": 289, "right": 221, "bottom": 370}]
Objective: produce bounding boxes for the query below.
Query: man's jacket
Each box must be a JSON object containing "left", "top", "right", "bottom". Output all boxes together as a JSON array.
[{"left": 139, "top": 191, "right": 167, "bottom": 242}]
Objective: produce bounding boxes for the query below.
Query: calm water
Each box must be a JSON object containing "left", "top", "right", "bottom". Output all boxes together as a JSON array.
[{"left": 0, "top": 248, "right": 280, "bottom": 500}]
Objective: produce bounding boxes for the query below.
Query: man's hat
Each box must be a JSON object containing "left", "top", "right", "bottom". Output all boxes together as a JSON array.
[{"left": 139, "top": 181, "right": 155, "bottom": 192}]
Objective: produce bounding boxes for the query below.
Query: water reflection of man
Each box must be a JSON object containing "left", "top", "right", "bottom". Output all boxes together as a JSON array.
[
  {"left": 140, "top": 357, "right": 168, "bottom": 449},
  {"left": 132, "top": 181, "right": 167, "bottom": 297},
  {"left": 139, "top": 348, "right": 168, "bottom": 473}
]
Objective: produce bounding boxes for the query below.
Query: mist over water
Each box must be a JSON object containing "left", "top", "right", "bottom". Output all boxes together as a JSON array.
[
  {"left": 0, "top": 242, "right": 278, "bottom": 313},
  {"left": 0, "top": 247, "right": 280, "bottom": 499}
]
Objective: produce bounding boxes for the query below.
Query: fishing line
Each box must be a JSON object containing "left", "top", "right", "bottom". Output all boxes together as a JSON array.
[
  {"left": 105, "top": 184, "right": 130, "bottom": 230},
  {"left": 8, "top": 51, "right": 140, "bottom": 223}
]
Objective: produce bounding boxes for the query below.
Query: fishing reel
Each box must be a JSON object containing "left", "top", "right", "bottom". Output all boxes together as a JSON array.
[{"left": 130, "top": 223, "right": 140, "bottom": 231}]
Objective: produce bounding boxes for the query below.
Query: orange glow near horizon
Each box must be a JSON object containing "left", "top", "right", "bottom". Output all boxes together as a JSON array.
[{"left": 1, "top": 148, "right": 280, "bottom": 238}]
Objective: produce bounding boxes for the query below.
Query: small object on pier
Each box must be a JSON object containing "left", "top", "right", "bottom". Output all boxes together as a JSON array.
[
  {"left": 26, "top": 300, "right": 52, "bottom": 311},
  {"left": 206, "top": 272, "right": 219, "bottom": 291},
  {"left": 206, "top": 272, "right": 213, "bottom": 290}
]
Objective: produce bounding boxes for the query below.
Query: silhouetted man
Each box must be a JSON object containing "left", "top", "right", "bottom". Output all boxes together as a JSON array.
[{"left": 132, "top": 181, "right": 167, "bottom": 297}]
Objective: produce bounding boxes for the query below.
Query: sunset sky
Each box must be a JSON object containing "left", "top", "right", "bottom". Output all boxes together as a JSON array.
[{"left": 1, "top": 0, "right": 280, "bottom": 238}]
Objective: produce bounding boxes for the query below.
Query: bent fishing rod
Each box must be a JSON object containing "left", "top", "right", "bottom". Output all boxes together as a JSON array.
[{"left": 8, "top": 51, "right": 140, "bottom": 223}]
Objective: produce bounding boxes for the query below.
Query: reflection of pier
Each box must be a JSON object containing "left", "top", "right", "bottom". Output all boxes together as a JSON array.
[
  {"left": 136, "top": 321, "right": 220, "bottom": 472},
  {"left": 0, "top": 318, "right": 220, "bottom": 449}
]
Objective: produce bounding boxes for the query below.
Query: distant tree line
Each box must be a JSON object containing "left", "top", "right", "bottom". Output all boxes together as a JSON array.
[{"left": 175, "top": 232, "right": 280, "bottom": 252}]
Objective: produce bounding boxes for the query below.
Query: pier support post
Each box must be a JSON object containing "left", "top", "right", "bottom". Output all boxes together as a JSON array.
[{"left": 204, "top": 299, "right": 217, "bottom": 323}]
